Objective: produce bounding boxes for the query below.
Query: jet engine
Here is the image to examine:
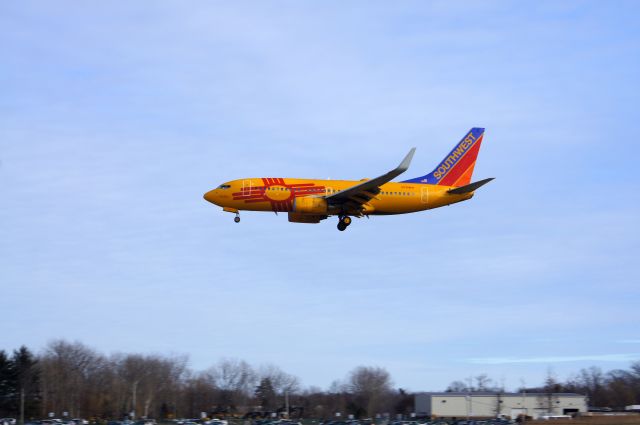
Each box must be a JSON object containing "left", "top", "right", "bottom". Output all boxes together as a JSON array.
[{"left": 293, "top": 196, "right": 328, "bottom": 214}]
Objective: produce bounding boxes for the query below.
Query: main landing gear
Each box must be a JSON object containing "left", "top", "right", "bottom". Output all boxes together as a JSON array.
[
  {"left": 234, "top": 213, "right": 240, "bottom": 223},
  {"left": 337, "top": 215, "right": 352, "bottom": 231}
]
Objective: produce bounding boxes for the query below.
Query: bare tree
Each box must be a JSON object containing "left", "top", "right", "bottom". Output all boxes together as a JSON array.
[
  {"left": 537, "top": 370, "right": 562, "bottom": 415},
  {"left": 606, "top": 369, "right": 636, "bottom": 407},
  {"left": 446, "top": 375, "right": 501, "bottom": 393},
  {"left": 181, "top": 372, "right": 217, "bottom": 419},
  {"left": 346, "top": 366, "right": 393, "bottom": 418},
  {"left": 446, "top": 380, "right": 468, "bottom": 392},
  {"left": 475, "top": 374, "right": 493, "bottom": 391},
  {"left": 259, "top": 364, "right": 299, "bottom": 396},
  {"left": 40, "top": 340, "right": 102, "bottom": 418},
  {"left": 116, "top": 353, "right": 188, "bottom": 419},
  {"left": 207, "top": 358, "right": 256, "bottom": 412}
]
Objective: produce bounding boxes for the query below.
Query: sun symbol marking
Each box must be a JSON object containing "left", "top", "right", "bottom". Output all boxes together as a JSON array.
[{"left": 232, "top": 178, "right": 326, "bottom": 212}]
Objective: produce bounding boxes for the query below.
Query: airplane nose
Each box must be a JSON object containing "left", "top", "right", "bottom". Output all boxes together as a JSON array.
[{"left": 203, "top": 189, "right": 218, "bottom": 205}]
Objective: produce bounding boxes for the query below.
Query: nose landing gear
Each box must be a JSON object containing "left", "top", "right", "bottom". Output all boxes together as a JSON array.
[
  {"left": 223, "top": 207, "right": 241, "bottom": 223},
  {"left": 337, "top": 215, "right": 352, "bottom": 231}
]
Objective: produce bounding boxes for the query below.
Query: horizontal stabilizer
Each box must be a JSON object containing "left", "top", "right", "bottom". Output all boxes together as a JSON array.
[{"left": 447, "top": 178, "right": 494, "bottom": 195}]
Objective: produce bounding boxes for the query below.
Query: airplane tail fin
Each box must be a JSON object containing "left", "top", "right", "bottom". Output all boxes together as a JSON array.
[{"left": 402, "top": 128, "right": 485, "bottom": 186}]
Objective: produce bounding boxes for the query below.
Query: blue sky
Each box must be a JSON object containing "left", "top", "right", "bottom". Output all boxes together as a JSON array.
[{"left": 1, "top": 1, "right": 639, "bottom": 391}]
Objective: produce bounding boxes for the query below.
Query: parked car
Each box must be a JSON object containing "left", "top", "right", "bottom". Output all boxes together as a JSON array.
[
  {"left": 206, "top": 420, "right": 228, "bottom": 425},
  {"left": 540, "top": 416, "right": 572, "bottom": 421}
]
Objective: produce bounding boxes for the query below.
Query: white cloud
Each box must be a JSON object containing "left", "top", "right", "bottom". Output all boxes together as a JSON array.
[{"left": 468, "top": 354, "right": 640, "bottom": 365}]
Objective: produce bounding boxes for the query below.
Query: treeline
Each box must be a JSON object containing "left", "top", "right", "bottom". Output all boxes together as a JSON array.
[
  {"left": 0, "top": 341, "right": 410, "bottom": 421},
  {"left": 445, "top": 364, "right": 640, "bottom": 409},
  {"left": 539, "top": 365, "right": 640, "bottom": 409},
  {"left": 2, "top": 341, "right": 640, "bottom": 422}
]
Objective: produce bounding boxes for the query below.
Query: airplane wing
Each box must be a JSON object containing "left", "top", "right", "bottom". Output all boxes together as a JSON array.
[{"left": 325, "top": 148, "right": 416, "bottom": 215}]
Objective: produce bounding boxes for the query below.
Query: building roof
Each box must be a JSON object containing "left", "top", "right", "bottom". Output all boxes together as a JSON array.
[{"left": 416, "top": 392, "right": 585, "bottom": 397}]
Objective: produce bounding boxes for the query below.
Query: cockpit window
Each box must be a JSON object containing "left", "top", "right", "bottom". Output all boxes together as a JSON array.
[{"left": 218, "top": 184, "right": 231, "bottom": 189}]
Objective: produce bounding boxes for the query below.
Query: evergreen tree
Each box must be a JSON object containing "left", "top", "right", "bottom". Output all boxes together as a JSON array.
[
  {"left": 12, "top": 346, "right": 40, "bottom": 422},
  {"left": 255, "top": 378, "right": 276, "bottom": 411},
  {"left": 0, "top": 350, "right": 17, "bottom": 417}
]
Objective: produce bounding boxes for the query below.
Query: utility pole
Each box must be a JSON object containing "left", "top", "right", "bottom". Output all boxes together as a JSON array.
[
  {"left": 20, "top": 388, "right": 25, "bottom": 425},
  {"left": 132, "top": 381, "right": 138, "bottom": 420},
  {"left": 521, "top": 388, "right": 526, "bottom": 425},
  {"left": 466, "top": 394, "right": 470, "bottom": 421},
  {"left": 466, "top": 376, "right": 472, "bottom": 421},
  {"left": 285, "top": 391, "right": 289, "bottom": 419}
]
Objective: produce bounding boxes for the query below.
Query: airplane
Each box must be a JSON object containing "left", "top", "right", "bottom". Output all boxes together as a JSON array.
[{"left": 203, "top": 127, "right": 493, "bottom": 231}]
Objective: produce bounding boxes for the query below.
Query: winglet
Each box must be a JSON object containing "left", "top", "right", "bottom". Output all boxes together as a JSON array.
[
  {"left": 447, "top": 177, "right": 494, "bottom": 194},
  {"left": 398, "top": 147, "right": 416, "bottom": 173}
]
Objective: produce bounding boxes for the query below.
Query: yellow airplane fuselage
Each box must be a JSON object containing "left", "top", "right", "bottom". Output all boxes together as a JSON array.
[{"left": 204, "top": 177, "right": 473, "bottom": 216}]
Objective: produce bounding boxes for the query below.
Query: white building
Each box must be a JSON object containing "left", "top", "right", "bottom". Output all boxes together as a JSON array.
[{"left": 415, "top": 392, "right": 588, "bottom": 420}]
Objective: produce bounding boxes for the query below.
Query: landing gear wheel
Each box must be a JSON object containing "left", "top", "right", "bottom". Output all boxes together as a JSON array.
[
  {"left": 342, "top": 216, "right": 352, "bottom": 226},
  {"left": 234, "top": 214, "right": 240, "bottom": 223},
  {"left": 337, "top": 222, "right": 347, "bottom": 231}
]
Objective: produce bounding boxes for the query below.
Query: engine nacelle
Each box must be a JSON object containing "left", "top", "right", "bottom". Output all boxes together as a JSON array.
[
  {"left": 293, "top": 196, "right": 328, "bottom": 214},
  {"left": 288, "top": 213, "right": 326, "bottom": 223}
]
